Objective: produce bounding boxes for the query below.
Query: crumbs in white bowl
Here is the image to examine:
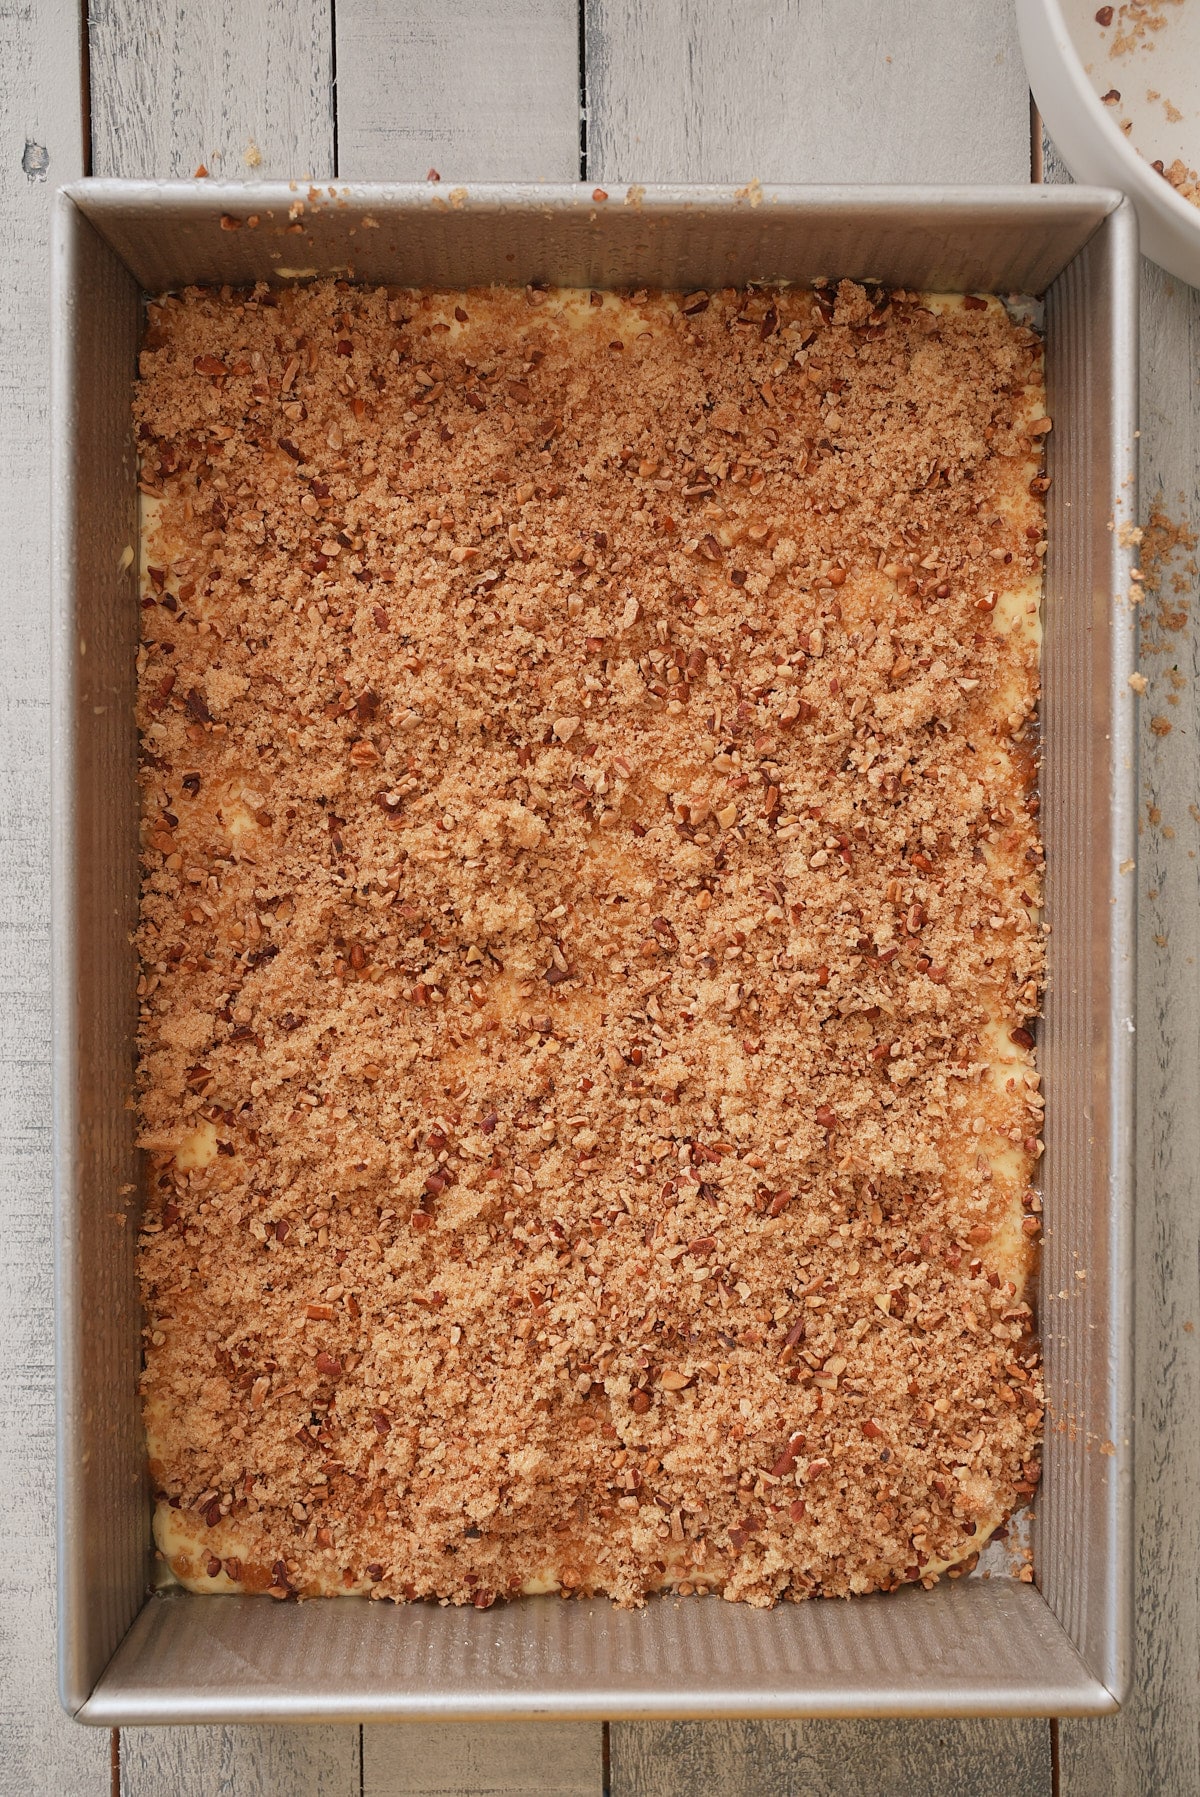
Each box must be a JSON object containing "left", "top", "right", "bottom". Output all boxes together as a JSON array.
[{"left": 1020, "top": 0, "right": 1200, "bottom": 283}]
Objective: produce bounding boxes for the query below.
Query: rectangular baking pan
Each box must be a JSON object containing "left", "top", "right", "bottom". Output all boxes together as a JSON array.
[{"left": 51, "top": 181, "right": 1138, "bottom": 1722}]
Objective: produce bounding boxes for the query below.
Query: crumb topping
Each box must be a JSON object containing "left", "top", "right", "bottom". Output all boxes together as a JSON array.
[
  {"left": 1098, "top": 0, "right": 1182, "bottom": 59},
  {"left": 135, "top": 278, "right": 1046, "bottom": 1609}
]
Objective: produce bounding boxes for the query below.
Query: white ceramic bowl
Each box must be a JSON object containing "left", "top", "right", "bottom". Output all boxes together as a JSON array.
[{"left": 1017, "top": 0, "right": 1200, "bottom": 286}]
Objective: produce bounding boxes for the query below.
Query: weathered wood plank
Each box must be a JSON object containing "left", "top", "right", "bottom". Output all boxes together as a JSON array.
[
  {"left": 1056, "top": 258, "right": 1200, "bottom": 1797},
  {"left": 1038, "top": 124, "right": 1199, "bottom": 1791},
  {"left": 585, "top": 0, "right": 1031, "bottom": 185},
  {"left": 336, "top": 0, "right": 580, "bottom": 182},
  {"left": 589, "top": 16, "right": 1043, "bottom": 1797},
  {"left": 44, "top": 25, "right": 1190, "bottom": 1797},
  {"left": 93, "top": 4, "right": 586, "bottom": 1787},
  {"left": 88, "top": 0, "right": 336, "bottom": 180},
  {"left": 0, "top": 0, "right": 110, "bottom": 1789},
  {"left": 609, "top": 1719, "right": 1054, "bottom": 1797},
  {"left": 88, "top": 1, "right": 353, "bottom": 1784},
  {"left": 120, "top": 1727, "right": 360, "bottom": 1797},
  {"left": 363, "top": 1723, "right": 604, "bottom": 1797}
]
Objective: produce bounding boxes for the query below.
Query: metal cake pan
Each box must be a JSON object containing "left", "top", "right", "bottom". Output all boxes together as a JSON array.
[{"left": 51, "top": 181, "right": 1138, "bottom": 1723}]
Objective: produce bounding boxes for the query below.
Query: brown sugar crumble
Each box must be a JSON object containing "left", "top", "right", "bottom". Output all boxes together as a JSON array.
[
  {"left": 1148, "top": 155, "right": 1200, "bottom": 208},
  {"left": 1102, "top": 0, "right": 1182, "bottom": 58},
  {"left": 1139, "top": 499, "right": 1197, "bottom": 648},
  {"left": 134, "top": 278, "right": 1047, "bottom": 1609}
]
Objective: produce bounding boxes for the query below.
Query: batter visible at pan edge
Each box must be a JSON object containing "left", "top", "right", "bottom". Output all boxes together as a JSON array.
[{"left": 134, "top": 279, "right": 1047, "bottom": 1608}]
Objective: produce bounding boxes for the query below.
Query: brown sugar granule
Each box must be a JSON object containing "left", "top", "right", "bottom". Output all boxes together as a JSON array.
[
  {"left": 1147, "top": 154, "right": 1200, "bottom": 209},
  {"left": 1138, "top": 501, "right": 1196, "bottom": 656},
  {"left": 1106, "top": 0, "right": 1182, "bottom": 57},
  {"left": 134, "top": 280, "right": 1046, "bottom": 1608}
]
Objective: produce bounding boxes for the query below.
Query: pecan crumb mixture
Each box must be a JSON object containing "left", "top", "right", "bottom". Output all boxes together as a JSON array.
[
  {"left": 135, "top": 278, "right": 1046, "bottom": 1609},
  {"left": 1099, "top": 0, "right": 1181, "bottom": 59}
]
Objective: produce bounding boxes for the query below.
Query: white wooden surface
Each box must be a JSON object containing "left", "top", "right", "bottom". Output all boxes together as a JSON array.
[
  {"left": 584, "top": 0, "right": 1033, "bottom": 186},
  {"left": 88, "top": 0, "right": 336, "bottom": 179},
  {"left": 609, "top": 1720, "right": 1054, "bottom": 1797},
  {"left": 87, "top": 10, "right": 361, "bottom": 1791},
  {"left": 118, "top": 1728, "right": 360, "bottom": 1797},
  {"left": 363, "top": 1724, "right": 604, "bottom": 1797},
  {"left": 336, "top": 0, "right": 580, "bottom": 181},
  {"left": 5, "top": 1, "right": 1198, "bottom": 1793},
  {"left": 0, "top": 4, "right": 110, "bottom": 1792},
  {"left": 1054, "top": 256, "right": 1200, "bottom": 1797}
]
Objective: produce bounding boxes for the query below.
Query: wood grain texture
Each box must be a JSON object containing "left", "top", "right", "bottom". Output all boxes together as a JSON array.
[
  {"left": 1055, "top": 258, "right": 1200, "bottom": 1797},
  {"left": 591, "top": 12, "right": 1043, "bottom": 1795},
  {"left": 363, "top": 1723, "right": 603, "bottom": 1796},
  {"left": 609, "top": 1719, "right": 1054, "bottom": 1797},
  {"left": 119, "top": 1727, "right": 360, "bottom": 1797},
  {"left": 87, "top": 1, "right": 353, "bottom": 1785},
  {"left": 1038, "top": 127, "right": 1200, "bottom": 1791},
  {"left": 335, "top": 0, "right": 580, "bottom": 182},
  {"left": 30, "top": 16, "right": 1186, "bottom": 1797},
  {"left": 0, "top": 3, "right": 110, "bottom": 1790},
  {"left": 584, "top": 0, "right": 1032, "bottom": 186},
  {"left": 88, "top": 0, "right": 335, "bottom": 179}
]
